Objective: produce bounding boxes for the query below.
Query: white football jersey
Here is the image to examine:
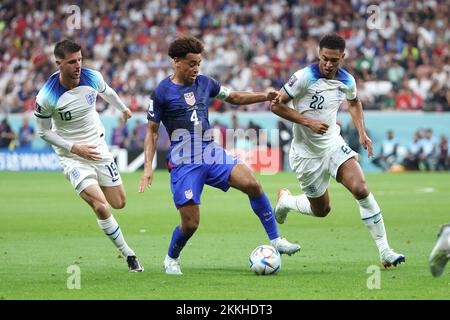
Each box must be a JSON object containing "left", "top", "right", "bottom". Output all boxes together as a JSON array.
[
  {"left": 34, "top": 67, "right": 110, "bottom": 158},
  {"left": 283, "top": 64, "right": 357, "bottom": 158}
]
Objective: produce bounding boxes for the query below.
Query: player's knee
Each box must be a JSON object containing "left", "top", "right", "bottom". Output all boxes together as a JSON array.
[
  {"left": 182, "top": 220, "right": 199, "bottom": 236},
  {"left": 111, "top": 197, "right": 126, "bottom": 209},
  {"left": 112, "top": 200, "right": 126, "bottom": 209},
  {"left": 353, "top": 183, "right": 369, "bottom": 199},
  {"left": 314, "top": 205, "right": 331, "bottom": 217},
  {"left": 243, "top": 178, "right": 263, "bottom": 197},
  {"left": 93, "top": 201, "right": 109, "bottom": 216}
]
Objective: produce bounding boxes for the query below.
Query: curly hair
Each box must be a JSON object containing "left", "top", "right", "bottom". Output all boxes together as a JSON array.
[
  {"left": 168, "top": 36, "right": 204, "bottom": 59},
  {"left": 319, "top": 34, "right": 346, "bottom": 52}
]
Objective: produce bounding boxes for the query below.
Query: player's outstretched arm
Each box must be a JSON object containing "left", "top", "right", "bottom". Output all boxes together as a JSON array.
[
  {"left": 270, "top": 89, "right": 329, "bottom": 135},
  {"left": 138, "top": 121, "right": 160, "bottom": 193},
  {"left": 224, "top": 90, "right": 278, "bottom": 105},
  {"left": 98, "top": 84, "right": 132, "bottom": 122},
  {"left": 36, "top": 117, "right": 101, "bottom": 160},
  {"left": 347, "top": 97, "right": 373, "bottom": 157}
]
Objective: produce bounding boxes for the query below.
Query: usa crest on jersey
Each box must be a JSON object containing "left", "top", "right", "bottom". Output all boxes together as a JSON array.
[{"left": 184, "top": 92, "right": 196, "bottom": 106}]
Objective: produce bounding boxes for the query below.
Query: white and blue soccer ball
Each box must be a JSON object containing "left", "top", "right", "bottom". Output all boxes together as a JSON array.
[{"left": 249, "top": 245, "right": 281, "bottom": 275}]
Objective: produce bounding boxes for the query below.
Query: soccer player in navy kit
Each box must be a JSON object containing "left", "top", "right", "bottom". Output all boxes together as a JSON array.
[{"left": 138, "top": 36, "right": 300, "bottom": 275}]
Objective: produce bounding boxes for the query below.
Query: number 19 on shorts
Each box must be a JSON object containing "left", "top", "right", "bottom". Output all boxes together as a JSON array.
[{"left": 105, "top": 162, "right": 119, "bottom": 182}]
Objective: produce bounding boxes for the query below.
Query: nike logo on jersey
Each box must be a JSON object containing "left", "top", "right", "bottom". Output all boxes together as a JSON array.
[{"left": 315, "top": 89, "right": 327, "bottom": 94}]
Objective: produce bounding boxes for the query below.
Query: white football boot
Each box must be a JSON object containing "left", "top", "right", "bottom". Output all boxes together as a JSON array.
[
  {"left": 380, "top": 248, "right": 406, "bottom": 268},
  {"left": 274, "top": 188, "right": 291, "bottom": 224},
  {"left": 429, "top": 224, "right": 450, "bottom": 277},
  {"left": 164, "top": 255, "right": 183, "bottom": 275},
  {"left": 271, "top": 237, "right": 301, "bottom": 256}
]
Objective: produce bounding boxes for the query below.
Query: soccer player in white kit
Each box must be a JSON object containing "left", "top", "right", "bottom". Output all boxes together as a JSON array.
[
  {"left": 271, "top": 34, "right": 405, "bottom": 268},
  {"left": 34, "top": 40, "right": 143, "bottom": 272}
]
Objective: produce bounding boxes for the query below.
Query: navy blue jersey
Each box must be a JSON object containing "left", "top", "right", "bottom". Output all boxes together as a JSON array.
[{"left": 147, "top": 75, "right": 221, "bottom": 164}]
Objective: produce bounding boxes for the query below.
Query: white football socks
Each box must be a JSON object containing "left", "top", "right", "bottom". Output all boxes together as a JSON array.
[
  {"left": 358, "top": 193, "right": 390, "bottom": 253},
  {"left": 97, "top": 215, "right": 135, "bottom": 258},
  {"left": 283, "top": 193, "right": 315, "bottom": 216}
]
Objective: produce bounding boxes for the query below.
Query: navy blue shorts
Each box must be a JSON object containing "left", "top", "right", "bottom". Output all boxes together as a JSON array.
[{"left": 169, "top": 147, "right": 239, "bottom": 208}]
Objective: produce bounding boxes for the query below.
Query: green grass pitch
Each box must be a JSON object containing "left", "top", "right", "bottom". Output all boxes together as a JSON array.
[{"left": 0, "top": 171, "right": 449, "bottom": 300}]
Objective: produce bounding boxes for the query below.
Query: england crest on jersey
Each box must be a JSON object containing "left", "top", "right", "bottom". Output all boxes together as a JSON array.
[
  {"left": 85, "top": 91, "right": 96, "bottom": 106},
  {"left": 337, "top": 87, "right": 345, "bottom": 98},
  {"left": 184, "top": 92, "right": 196, "bottom": 106}
]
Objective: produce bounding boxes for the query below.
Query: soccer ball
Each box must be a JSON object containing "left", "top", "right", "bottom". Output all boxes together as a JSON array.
[{"left": 249, "top": 245, "right": 281, "bottom": 275}]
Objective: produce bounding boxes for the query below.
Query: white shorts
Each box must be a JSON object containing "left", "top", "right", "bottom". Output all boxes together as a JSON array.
[
  {"left": 289, "top": 137, "right": 359, "bottom": 198},
  {"left": 61, "top": 156, "right": 123, "bottom": 194}
]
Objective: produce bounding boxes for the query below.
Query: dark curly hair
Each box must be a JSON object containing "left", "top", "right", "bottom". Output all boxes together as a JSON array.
[
  {"left": 168, "top": 36, "right": 204, "bottom": 59},
  {"left": 319, "top": 34, "right": 346, "bottom": 52}
]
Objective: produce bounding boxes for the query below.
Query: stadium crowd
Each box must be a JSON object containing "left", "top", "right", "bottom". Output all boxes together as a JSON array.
[
  {"left": 364, "top": 128, "right": 450, "bottom": 172},
  {"left": 0, "top": 0, "right": 449, "bottom": 115}
]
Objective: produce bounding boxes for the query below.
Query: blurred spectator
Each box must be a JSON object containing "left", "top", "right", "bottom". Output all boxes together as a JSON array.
[
  {"left": 408, "top": 74, "right": 433, "bottom": 103},
  {"left": 402, "top": 131, "right": 423, "bottom": 171},
  {"left": 419, "top": 128, "right": 438, "bottom": 171},
  {"left": 247, "top": 120, "right": 262, "bottom": 146},
  {"left": 372, "top": 130, "right": 399, "bottom": 171},
  {"left": 211, "top": 120, "right": 227, "bottom": 148},
  {"left": 0, "top": 118, "right": 16, "bottom": 149},
  {"left": 430, "top": 57, "right": 450, "bottom": 111},
  {"left": 157, "top": 124, "right": 170, "bottom": 151},
  {"left": 395, "top": 85, "right": 423, "bottom": 110},
  {"left": 0, "top": 0, "right": 448, "bottom": 114},
  {"left": 18, "top": 116, "right": 35, "bottom": 149},
  {"left": 111, "top": 118, "right": 129, "bottom": 149},
  {"left": 134, "top": 120, "right": 147, "bottom": 142},
  {"left": 387, "top": 59, "right": 405, "bottom": 91},
  {"left": 126, "top": 127, "right": 144, "bottom": 152},
  {"left": 436, "top": 135, "right": 449, "bottom": 171},
  {"left": 342, "top": 121, "right": 361, "bottom": 154},
  {"left": 278, "top": 120, "right": 292, "bottom": 171}
]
